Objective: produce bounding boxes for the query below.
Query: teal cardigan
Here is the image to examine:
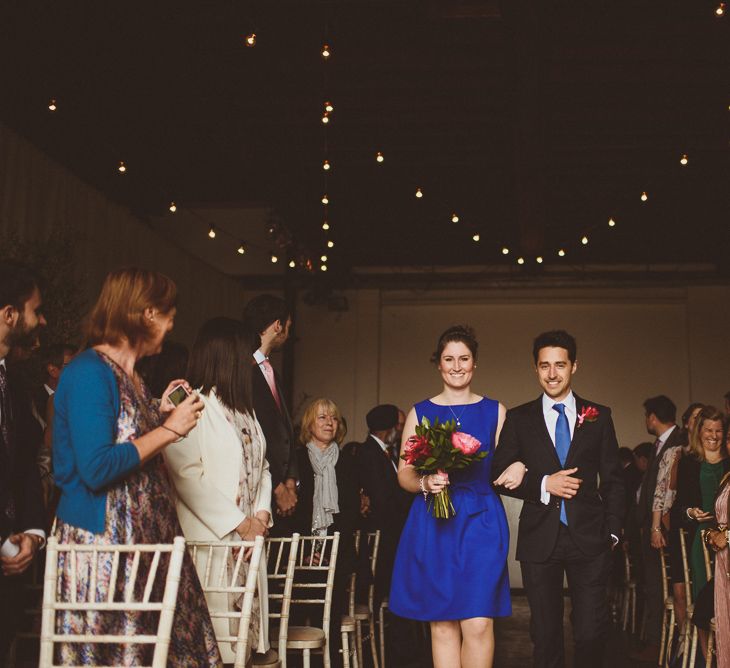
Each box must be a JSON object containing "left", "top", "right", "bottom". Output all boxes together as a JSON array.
[{"left": 53, "top": 349, "right": 141, "bottom": 533}]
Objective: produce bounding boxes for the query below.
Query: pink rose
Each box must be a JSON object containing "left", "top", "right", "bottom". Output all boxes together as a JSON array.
[{"left": 451, "top": 431, "right": 481, "bottom": 456}]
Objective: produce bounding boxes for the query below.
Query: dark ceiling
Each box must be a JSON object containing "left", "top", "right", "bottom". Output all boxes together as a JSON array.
[{"left": 1, "top": 0, "right": 729, "bottom": 276}]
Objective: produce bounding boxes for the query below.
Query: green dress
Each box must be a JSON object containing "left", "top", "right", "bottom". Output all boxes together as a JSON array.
[{"left": 690, "top": 460, "right": 725, "bottom": 598}]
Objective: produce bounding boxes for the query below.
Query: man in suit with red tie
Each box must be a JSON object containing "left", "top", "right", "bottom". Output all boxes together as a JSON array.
[
  {"left": 493, "top": 330, "right": 625, "bottom": 668},
  {"left": 243, "top": 295, "right": 299, "bottom": 536},
  {"left": 0, "top": 261, "right": 47, "bottom": 660}
]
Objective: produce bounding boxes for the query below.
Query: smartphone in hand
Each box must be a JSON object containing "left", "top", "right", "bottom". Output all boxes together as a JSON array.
[{"left": 168, "top": 384, "right": 190, "bottom": 407}]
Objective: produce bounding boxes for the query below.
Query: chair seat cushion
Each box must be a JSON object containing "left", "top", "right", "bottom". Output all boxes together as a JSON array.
[
  {"left": 340, "top": 615, "right": 356, "bottom": 631},
  {"left": 286, "top": 625, "right": 326, "bottom": 647},
  {"left": 252, "top": 648, "right": 281, "bottom": 666}
]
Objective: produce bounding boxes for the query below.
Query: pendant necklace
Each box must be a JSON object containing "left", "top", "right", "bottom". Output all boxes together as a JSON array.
[{"left": 447, "top": 404, "right": 468, "bottom": 428}]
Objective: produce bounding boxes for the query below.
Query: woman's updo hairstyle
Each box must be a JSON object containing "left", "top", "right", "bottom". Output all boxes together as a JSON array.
[{"left": 431, "top": 325, "right": 478, "bottom": 364}]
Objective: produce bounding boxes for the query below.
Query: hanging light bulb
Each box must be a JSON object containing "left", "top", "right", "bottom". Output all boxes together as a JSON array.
[
  {"left": 716, "top": 2, "right": 725, "bottom": 16},
  {"left": 320, "top": 264, "right": 328, "bottom": 272},
  {"left": 324, "top": 101, "right": 334, "bottom": 113},
  {"left": 320, "top": 254, "right": 328, "bottom": 262},
  {"left": 327, "top": 240, "right": 334, "bottom": 248},
  {"left": 208, "top": 226, "right": 216, "bottom": 239},
  {"left": 322, "top": 221, "right": 330, "bottom": 231},
  {"left": 581, "top": 235, "right": 589, "bottom": 245},
  {"left": 376, "top": 151, "right": 384, "bottom": 163},
  {"left": 168, "top": 202, "right": 177, "bottom": 213},
  {"left": 608, "top": 217, "right": 616, "bottom": 227},
  {"left": 321, "top": 43, "right": 331, "bottom": 59},
  {"left": 270, "top": 253, "right": 278, "bottom": 264},
  {"left": 517, "top": 257, "right": 525, "bottom": 265},
  {"left": 472, "top": 233, "right": 480, "bottom": 242},
  {"left": 558, "top": 249, "right": 566, "bottom": 257},
  {"left": 237, "top": 242, "right": 246, "bottom": 255},
  {"left": 640, "top": 191, "right": 648, "bottom": 202},
  {"left": 323, "top": 159, "right": 331, "bottom": 171},
  {"left": 415, "top": 187, "right": 423, "bottom": 198},
  {"left": 48, "top": 98, "right": 57, "bottom": 112},
  {"left": 321, "top": 194, "right": 329, "bottom": 205},
  {"left": 118, "top": 161, "right": 127, "bottom": 173},
  {"left": 321, "top": 112, "right": 330, "bottom": 124},
  {"left": 244, "top": 33, "right": 257, "bottom": 47},
  {"left": 451, "top": 213, "right": 459, "bottom": 223},
  {"left": 501, "top": 247, "right": 509, "bottom": 255},
  {"left": 288, "top": 259, "right": 296, "bottom": 268},
  {"left": 536, "top": 256, "right": 544, "bottom": 264},
  {"left": 680, "top": 154, "right": 688, "bottom": 166}
]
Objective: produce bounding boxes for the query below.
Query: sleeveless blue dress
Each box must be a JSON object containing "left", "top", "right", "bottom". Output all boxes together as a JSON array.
[{"left": 389, "top": 397, "right": 512, "bottom": 621}]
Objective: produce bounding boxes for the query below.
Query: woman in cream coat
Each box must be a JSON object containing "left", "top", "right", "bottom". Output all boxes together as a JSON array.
[{"left": 164, "top": 317, "right": 272, "bottom": 662}]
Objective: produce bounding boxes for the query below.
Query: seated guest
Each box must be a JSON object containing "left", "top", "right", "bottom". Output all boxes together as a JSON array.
[
  {"left": 52, "top": 267, "right": 220, "bottom": 666},
  {"left": 674, "top": 406, "right": 730, "bottom": 600},
  {"left": 291, "top": 398, "right": 358, "bottom": 654},
  {"left": 164, "top": 317, "right": 270, "bottom": 663}
]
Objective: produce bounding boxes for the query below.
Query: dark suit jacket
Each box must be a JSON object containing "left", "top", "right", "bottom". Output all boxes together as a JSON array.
[
  {"left": 635, "top": 425, "right": 685, "bottom": 528},
  {"left": 0, "top": 365, "right": 45, "bottom": 542},
  {"left": 673, "top": 454, "right": 730, "bottom": 529},
  {"left": 251, "top": 363, "right": 298, "bottom": 489},
  {"left": 355, "top": 435, "right": 413, "bottom": 598},
  {"left": 492, "top": 394, "right": 625, "bottom": 562}
]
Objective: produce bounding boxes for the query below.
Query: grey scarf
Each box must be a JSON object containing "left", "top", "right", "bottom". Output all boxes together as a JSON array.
[{"left": 306, "top": 441, "right": 340, "bottom": 535}]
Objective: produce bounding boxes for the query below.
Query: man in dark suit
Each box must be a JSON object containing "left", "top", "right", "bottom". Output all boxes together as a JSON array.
[
  {"left": 356, "top": 404, "right": 419, "bottom": 667},
  {"left": 0, "top": 261, "right": 47, "bottom": 659},
  {"left": 630, "top": 395, "right": 683, "bottom": 662},
  {"left": 492, "top": 330, "right": 624, "bottom": 668},
  {"left": 243, "top": 295, "right": 298, "bottom": 536}
]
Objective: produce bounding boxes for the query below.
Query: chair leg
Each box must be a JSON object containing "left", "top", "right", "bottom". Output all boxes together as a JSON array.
[
  {"left": 379, "top": 605, "right": 386, "bottom": 668},
  {"left": 659, "top": 609, "right": 668, "bottom": 666},
  {"left": 664, "top": 609, "right": 675, "bottom": 668},
  {"left": 355, "top": 620, "right": 363, "bottom": 668},
  {"left": 688, "top": 625, "right": 698, "bottom": 668},
  {"left": 341, "top": 631, "right": 351, "bottom": 668},
  {"left": 707, "top": 629, "right": 715, "bottom": 668},
  {"left": 369, "top": 613, "right": 379, "bottom": 668},
  {"left": 303, "top": 648, "right": 311, "bottom": 668}
]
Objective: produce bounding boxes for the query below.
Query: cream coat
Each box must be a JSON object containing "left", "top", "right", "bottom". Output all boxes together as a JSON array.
[{"left": 164, "top": 391, "right": 272, "bottom": 661}]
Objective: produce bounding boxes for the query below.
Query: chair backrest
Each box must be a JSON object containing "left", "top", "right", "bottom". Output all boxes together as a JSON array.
[
  {"left": 39, "top": 536, "right": 186, "bottom": 668},
  {"left": 699, "top": 530, "right": 713, "bottom": 582},
  {"left": 659, "top": 546, "right": 671, "bottom": 601},
  {"left": 679, "top": 528, "right": 694, "bottom": 606},
  {"left": 364, "top": 531, "right": 381, "bottom": 608},
  {"left": 187, "top": 536, "right": 265, "bottom": 668},
  {"left": 291, "top": 533, "right": 340, "bottom": 636},
  {"left": 347, "top": 530, "right": 361, "bottom": 617},
  {"left": 262, "top": 534, "right": 300, "bottom": 653}
]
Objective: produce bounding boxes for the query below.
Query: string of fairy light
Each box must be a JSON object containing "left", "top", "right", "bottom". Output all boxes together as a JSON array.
[{"left": 43, "top": 3, "right": 727, "bottom": 270}]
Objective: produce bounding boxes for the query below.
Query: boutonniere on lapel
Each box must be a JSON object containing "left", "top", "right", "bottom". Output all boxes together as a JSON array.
[{"left": 576, "top": 405, "right": 599, "bottom": 429}]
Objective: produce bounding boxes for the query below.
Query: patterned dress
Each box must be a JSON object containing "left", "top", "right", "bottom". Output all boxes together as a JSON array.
[
  {"left": 715, "top": 483, "right": 730, "bottom": 668},
  {"left": 54, "top": 352, "right": 222, "bottom": 666}
]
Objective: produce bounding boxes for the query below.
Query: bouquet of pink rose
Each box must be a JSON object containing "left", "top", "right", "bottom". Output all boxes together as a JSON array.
[{"left": 401, "top": 415, "right": 485, "bottom": 519}]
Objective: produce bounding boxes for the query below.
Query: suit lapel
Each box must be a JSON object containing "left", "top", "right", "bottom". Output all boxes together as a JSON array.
[
  {"left": 529, "top": 397, "right": 562, "bottom": 467},
  {"left": 566, "top": 393, "right": 589, "bottom": 463}
]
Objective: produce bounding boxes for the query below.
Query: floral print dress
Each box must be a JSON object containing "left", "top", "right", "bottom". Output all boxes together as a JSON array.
[{"left": 54, "top": 352, "right": 221, "bottom": 667}]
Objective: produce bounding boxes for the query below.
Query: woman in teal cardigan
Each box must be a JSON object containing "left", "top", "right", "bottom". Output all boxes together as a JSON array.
[{"left": 52, "top": 267, "right": 222, "bottom": 667}]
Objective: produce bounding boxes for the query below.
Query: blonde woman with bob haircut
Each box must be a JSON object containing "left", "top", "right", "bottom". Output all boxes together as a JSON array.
[
  {"left": 52, "top": 267, "right": 221, "bottom": 666},
  {"left": 291, "top": 398, "right": 359, "bottom": 662}
]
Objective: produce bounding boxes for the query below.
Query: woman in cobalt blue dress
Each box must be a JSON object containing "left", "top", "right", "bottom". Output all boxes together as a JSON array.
[{"left": 390, "top": 325, "right": 525, "bottom": 667}]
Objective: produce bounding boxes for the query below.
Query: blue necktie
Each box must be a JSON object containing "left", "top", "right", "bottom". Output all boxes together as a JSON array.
[{"left": 553, "top": 403, "right": 570, "bottom": 525}]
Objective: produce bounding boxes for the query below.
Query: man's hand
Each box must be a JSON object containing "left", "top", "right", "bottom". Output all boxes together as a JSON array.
[
  {"left": 360, "top": 491, "right": 371, "bottom": 517},
  {"left": 274, "top": 481, "right": 297, "bottom": 517},
  {"left": 545, "top": 468, "right": 581, "bottom": 499},
  {"left": 1, "top": 533, "right": 40, "bottom": 576},
  {"left": 650, "top": 529, "right": 666, "bottom": 549}
]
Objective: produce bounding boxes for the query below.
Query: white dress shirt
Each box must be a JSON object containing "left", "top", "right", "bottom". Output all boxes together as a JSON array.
[
  {"left": 540, "top": 391, "right": 577, "bottom": 504},
  {"left": 370, "top": 433, "right": 398, "bottom": 473},
  {"left": 253, "top": 348, "right": 267, "bottom": 368},
  {"left": 0, "top": 358, "right": 46, "bottom": 546}
]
